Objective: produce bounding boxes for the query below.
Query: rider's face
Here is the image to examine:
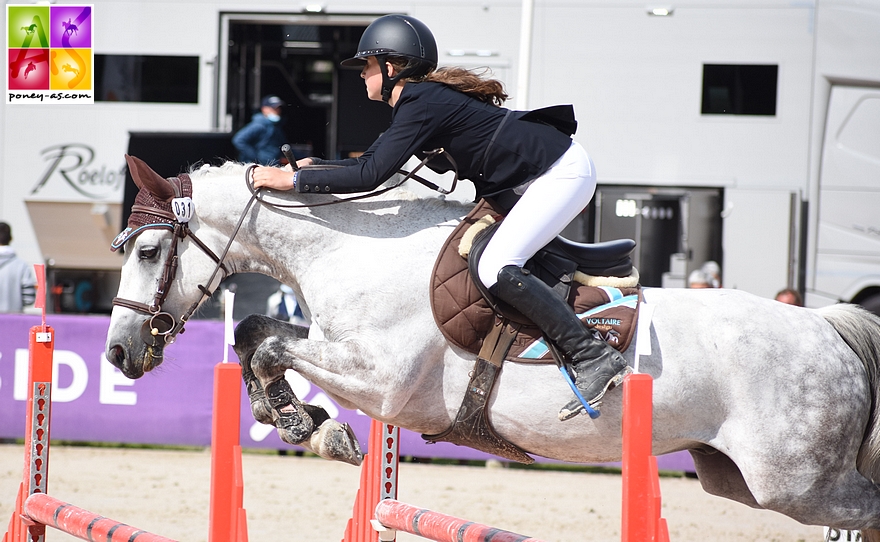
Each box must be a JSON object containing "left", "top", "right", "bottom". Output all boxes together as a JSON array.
[{"left": 361, "top": 56, "right": 389, "bottom": 102}]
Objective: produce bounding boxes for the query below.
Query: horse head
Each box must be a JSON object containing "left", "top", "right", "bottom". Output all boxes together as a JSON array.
[{"left": 105, "top": 155, "right": 225, "bottom": 379}]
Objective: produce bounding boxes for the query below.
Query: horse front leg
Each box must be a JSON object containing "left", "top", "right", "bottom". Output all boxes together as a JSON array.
[
  {"left": 233, "top": 314, "right": 308, "bottom": 426},
  {"left": 234, "top": 314, "right": 363, "bottom": 466}
]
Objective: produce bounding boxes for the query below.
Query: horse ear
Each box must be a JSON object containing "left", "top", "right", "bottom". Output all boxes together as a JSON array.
[{"left": 125, "top": 154, "right": 175, "bottom": 200}]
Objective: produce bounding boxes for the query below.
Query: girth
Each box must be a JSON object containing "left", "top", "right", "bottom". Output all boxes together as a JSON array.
[{"left": 422, "top": 318, "right": 535, "bottom": 464}]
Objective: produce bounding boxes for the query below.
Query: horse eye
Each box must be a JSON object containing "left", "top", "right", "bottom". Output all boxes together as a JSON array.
[{"left": 139, "top": 246, "right": 159, "bottom": 260}]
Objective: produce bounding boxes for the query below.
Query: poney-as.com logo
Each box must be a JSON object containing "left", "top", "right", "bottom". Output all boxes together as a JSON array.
[{"left": 6, "top": 4, "right": 94, "bottom": 104}]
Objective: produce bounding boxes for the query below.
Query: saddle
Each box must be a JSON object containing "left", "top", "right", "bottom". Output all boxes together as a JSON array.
[{"left": 424, "top": 199, "right": 641, "bottom": 463}]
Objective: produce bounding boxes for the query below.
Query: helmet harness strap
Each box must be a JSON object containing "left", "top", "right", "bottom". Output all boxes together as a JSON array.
[{"left": 377, "top": 54, "right": 422, "bottom": 103}]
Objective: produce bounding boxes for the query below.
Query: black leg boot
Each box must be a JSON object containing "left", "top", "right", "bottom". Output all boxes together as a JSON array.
[{"left": 492, "top": 265, "right": 632, "bottom": 420}]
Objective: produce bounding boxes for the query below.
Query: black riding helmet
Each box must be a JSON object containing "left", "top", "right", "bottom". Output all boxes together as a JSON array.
[{"left": 341, "top": 14, "right": 438, "bottom": 102}]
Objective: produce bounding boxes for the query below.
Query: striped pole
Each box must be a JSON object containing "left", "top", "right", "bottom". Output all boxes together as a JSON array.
[
  {"left": 23, "top": 493, "right": 177, "bottom": 542},
  {"left": 374, "top": 499, "right": 544, "bottom": 542}
]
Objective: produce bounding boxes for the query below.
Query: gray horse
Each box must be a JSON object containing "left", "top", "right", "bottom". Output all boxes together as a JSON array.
[{"left": 105, "top": 157, "right": 880, "bottom": 539}]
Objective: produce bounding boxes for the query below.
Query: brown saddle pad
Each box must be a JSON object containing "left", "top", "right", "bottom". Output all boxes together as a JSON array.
[{"left": 430, "top": 199, "right": 639, "bottom": 362}]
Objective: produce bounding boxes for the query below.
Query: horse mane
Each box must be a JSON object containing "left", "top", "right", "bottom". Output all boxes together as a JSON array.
[
  {"left": 188, "top": 161, "right": 473, "bottom": 212},
  {"left": 818, "top": 302, "right": 880, "bottom": 483}
]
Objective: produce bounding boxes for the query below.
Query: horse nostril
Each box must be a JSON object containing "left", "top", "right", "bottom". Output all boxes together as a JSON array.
[{"left": 108, "top": 345, "right": 125, "bottom": 368}]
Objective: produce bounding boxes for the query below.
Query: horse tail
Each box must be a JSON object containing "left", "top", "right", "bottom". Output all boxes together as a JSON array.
[{"left": 819, "top": 302, "right": 880, "bottom": 483}]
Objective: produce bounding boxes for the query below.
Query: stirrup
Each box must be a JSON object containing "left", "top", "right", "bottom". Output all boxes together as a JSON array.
[{"left": 558, "top": 365, "right": 632, "bottom": 421}]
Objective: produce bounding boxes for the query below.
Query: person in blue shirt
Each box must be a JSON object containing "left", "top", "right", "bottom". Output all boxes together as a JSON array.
[
  {"left": 232, "top": 95, "right": 287, "bottom": 165},
  {"left": 251, "top": 15, "right": 630, "bottom": 420}
]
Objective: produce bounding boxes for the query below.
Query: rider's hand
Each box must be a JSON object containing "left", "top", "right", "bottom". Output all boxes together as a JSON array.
[{"left": 253, "top": 166, "right": 295, "bottom": 190}]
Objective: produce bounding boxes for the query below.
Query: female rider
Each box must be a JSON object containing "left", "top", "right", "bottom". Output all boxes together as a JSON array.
[{"left": 252, "top": 14, "right": 630, "bottom": 420}]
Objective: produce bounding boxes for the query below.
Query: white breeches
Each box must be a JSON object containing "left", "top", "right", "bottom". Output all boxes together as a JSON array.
[{"left": 477, "top": 141, "right": 597, "bottom": 288}]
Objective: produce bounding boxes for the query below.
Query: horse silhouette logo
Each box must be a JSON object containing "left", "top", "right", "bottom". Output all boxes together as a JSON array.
[
  {"left": 24, "top": 62, "right": 37, "bottom": 79},
  {"left": 62, "top": 18, "right": 78, "bottom": 37},
  {"left": 62, "top": 63, "right": 80, "bottom": 77},
  {"left": 21, "top": 24, "right": 38, "bottom": 35}
]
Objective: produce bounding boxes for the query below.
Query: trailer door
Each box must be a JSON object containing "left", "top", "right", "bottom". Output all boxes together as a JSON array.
[
  {"left": 813, "top": 86, "right": 880, "bottom": 307},
  {"left": 218, "top": 14, "right": 387, "bottom": 160}
]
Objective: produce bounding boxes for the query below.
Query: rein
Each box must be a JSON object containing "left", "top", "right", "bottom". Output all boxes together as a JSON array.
[
  {"left": 247, "top": 148, "right": 458, "bottom": 208},
  {"left": 114, "top": 150, "right": 458, "bottom": 347}
]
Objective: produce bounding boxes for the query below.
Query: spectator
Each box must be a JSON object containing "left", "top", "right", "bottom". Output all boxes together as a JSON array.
[
  {"left": 0, "top": 222, "right": 37, "bottom": 312},
  {"left": 775, "top": 288, "right": 803, "bottom": 307},
  {"left": 266, "top": 284, "right": 309, "bottom": 327},
  {"left": 688, "top": 269, "right": 711, "bottom": 289},
  {"left": 701, "top": 260, "right": 721, "bottom": 288},
  {"left": 232, "top": 95, "right": 287, "bottom": 165}
]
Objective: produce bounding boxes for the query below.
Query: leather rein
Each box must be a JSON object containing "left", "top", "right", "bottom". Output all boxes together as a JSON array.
[{"left": 112, "top": 150, "right": 458, "bottom": 347}]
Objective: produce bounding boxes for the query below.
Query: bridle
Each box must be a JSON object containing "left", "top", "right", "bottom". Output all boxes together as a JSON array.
[
  {"left": 112, "top": 150, "right": 458, "bottom": 349},
  {"left": 111, "top": 170, "right": 245, "bottom": 348}
]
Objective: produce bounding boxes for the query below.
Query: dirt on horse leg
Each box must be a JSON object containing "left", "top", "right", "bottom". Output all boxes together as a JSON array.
[{"left": 234, "top": 315, "right": 362, "bottom": 465}]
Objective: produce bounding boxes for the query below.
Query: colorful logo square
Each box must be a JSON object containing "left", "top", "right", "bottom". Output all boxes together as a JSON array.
[
  {"left": 50, "top": 48, "right": 92, "bottom": 91},
  {"left": 50, "top": 5, "right": 92, "bottom": 48},
  {"left": 6, "top": 4, "right": 94, "bottom": 104},
  {"left": 7, "top": 5, "right": 50, "bottom": 48},
  {"left": 8, "top": 48, "right": 50, "bottom": 90}
]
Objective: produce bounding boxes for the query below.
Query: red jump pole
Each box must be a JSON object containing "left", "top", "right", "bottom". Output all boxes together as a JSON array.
[
  {"left": 621, "top": 373, "right": 670, "bottom": 542},
  {"left": 3, "top": 265, "right": 53, "bottom": 542},
  {"left": 208, "top": 362, "right": 246, "bottom": 542},
  {"left": 210, "top": 289, "right": 247, "bottom": 542},
  {"left": 374, "top": 499, "right": 544, "bottom": 542},
  {"left": 23, "top": 493, "right": 177, "bottom": 542},
  {"left": 2, "top": 483, "right": 26, "bottom": 542},
  {"left": 342, "top": 420, "right": 398, "bottom": 542}
]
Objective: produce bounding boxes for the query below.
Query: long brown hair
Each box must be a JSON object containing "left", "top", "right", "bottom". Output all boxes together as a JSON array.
[{"left": 388, "top": 58, "right": 509, "bottom": 106}]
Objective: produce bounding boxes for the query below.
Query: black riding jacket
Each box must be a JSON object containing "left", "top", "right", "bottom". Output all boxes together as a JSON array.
[{"left": 295, "top": 81, "right": 574, "bottom": 201}]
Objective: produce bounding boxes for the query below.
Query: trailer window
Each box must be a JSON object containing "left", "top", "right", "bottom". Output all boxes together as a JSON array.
[
  {"left": 95, "top": 54, "right": 199, "bottom": 103},
  {"left": 701, "top": 64, "right": 777, "bottom": 116}
]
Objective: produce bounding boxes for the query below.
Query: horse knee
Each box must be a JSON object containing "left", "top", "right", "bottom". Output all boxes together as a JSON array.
[
  {"left": 250, "top": 336, "right": 290, "bottom": 380},
  {"left": 234, "top": 315, "right": 269, "bottom": 361},
  {"left": 234, "top": 314, "right": 305, "bottom": 369},
  {"left": 234, "top": 314, "right": 277, "bottom": 349}
]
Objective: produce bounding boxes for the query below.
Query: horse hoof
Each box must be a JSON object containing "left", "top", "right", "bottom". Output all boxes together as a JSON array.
[{"left": 309, "top": 420, "right": 363, "bottom": 466}]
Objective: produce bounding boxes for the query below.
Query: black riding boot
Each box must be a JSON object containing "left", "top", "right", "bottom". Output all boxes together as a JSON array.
[{"left": 492, "top": 265, "right": 631, "bottom": 420}]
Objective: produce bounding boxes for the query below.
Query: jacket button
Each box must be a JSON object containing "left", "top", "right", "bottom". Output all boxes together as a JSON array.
[
  {"left": 324, "top": 186, "right": 330, "bottom": 192},
  {"left": 304, "top": 185, "right": 310, "bottom": 191}
]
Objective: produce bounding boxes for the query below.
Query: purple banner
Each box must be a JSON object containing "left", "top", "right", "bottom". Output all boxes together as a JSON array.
[{"left": 0, "top": 313, "right": 693, "bottom": 471}]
